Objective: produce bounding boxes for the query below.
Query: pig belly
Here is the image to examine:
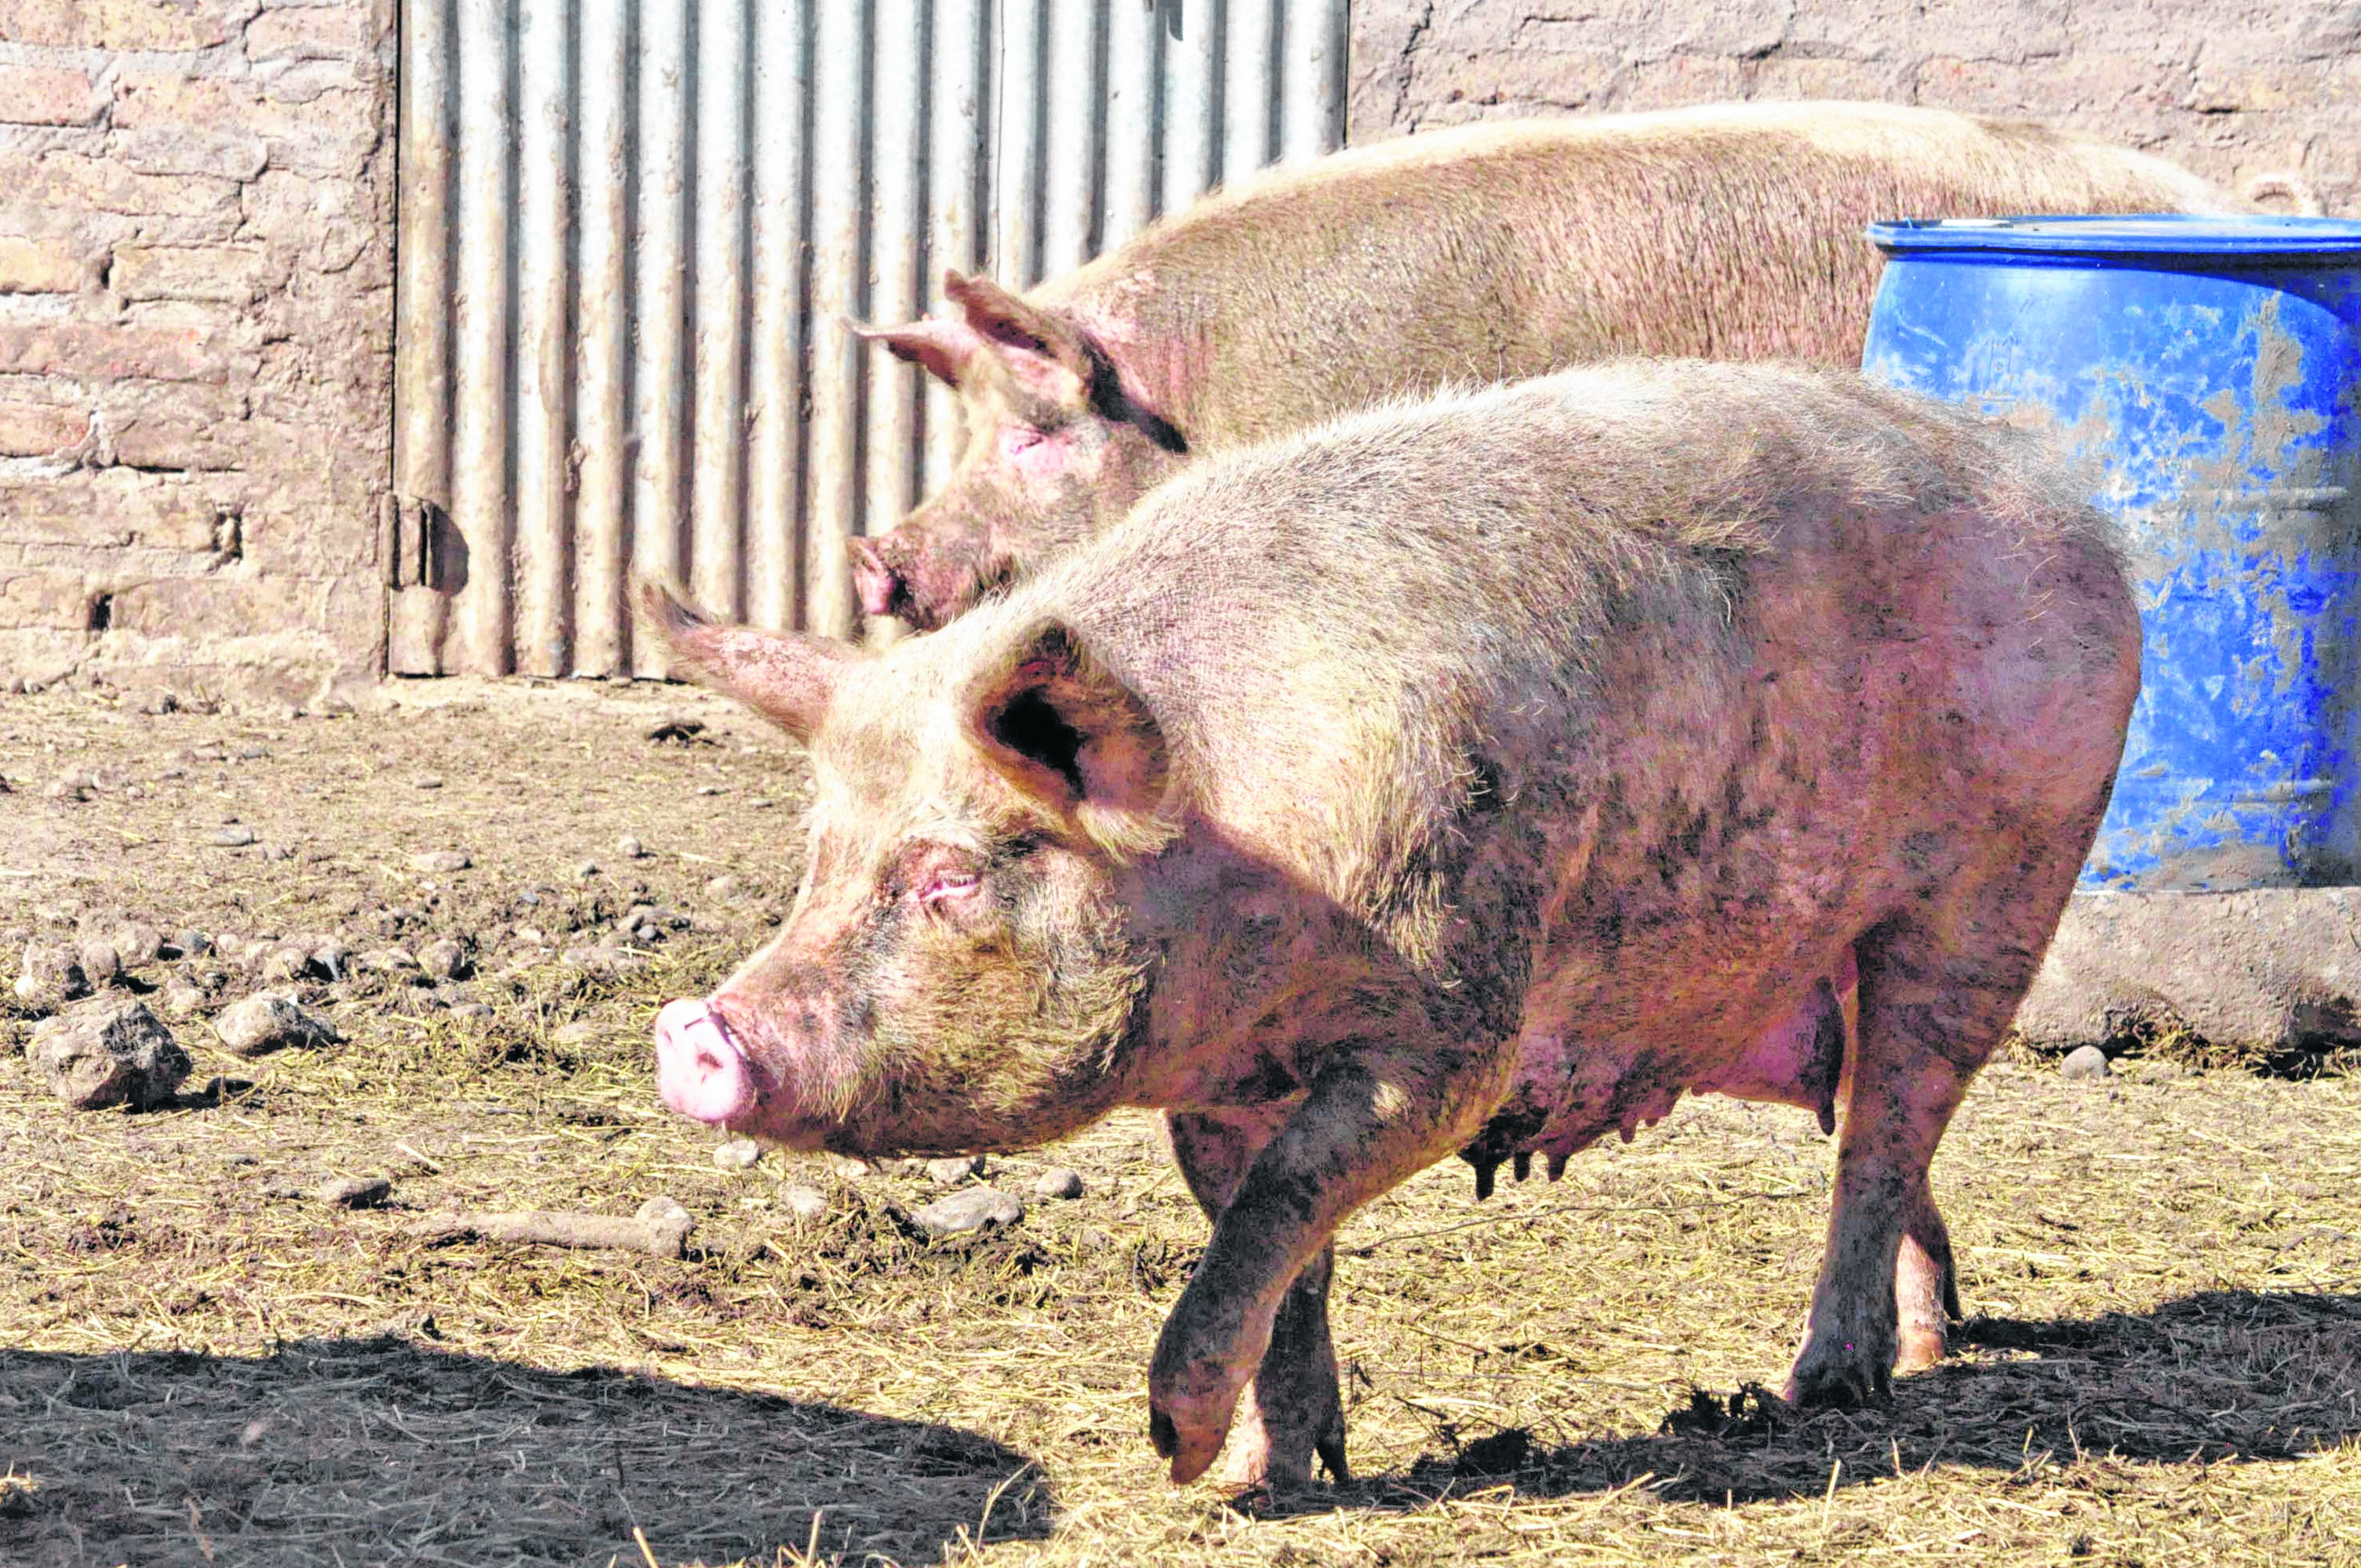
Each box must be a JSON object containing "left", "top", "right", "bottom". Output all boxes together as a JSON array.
[{"left": 1504, "top": 950, "right": 1858, "bottom": 1175}]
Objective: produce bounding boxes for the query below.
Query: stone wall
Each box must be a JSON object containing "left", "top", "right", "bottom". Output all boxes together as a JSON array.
[
  {"left": 0, "top": 0, "right": 395, "bottom": 706},
  {"left": 1350, "top": 0, "right": 2359, "bottom": 214}
]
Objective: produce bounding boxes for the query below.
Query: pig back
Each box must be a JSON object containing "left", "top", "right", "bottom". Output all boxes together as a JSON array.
[
  {"left": 1046, "top": 102, "right": 2240, "bottom": 447},
  {"left": 1036, "top": 361, "right": 2135, "bottom": 950}
]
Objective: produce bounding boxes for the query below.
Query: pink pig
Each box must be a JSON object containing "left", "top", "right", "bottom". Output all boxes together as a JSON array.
[
  {"left": 848, "top": 100, "right": 2245, "bottom": 630},
  {"left": 654, "top": 362, "right": 2139, "bottom": 1488}
]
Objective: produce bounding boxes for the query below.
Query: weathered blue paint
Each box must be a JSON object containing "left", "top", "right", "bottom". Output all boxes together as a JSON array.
[{"left": 1862, "top": 216, "right": 2361, "bottom": 892}]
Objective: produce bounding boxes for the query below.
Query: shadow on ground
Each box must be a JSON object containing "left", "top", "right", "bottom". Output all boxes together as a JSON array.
[
  {"left": 1288, "top": 1288, "right": 2361, "bottom": 1513},
  {"left": 0, "top": 1336, "right": 1052, "bottom": 1567}
]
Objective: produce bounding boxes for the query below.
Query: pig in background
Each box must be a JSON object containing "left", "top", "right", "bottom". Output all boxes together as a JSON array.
[
  {"left": 646, "top": 361, "right": 2140, "bottom": 1489},
  {"left": 850, "top": 97, "right": 2276, "bottom": 630}
]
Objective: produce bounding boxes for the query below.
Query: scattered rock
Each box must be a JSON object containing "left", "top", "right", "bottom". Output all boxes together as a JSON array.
[
  {"left": 636, "top": 1195, "right": 696, "bottom": 1255},
  {"left": 175, "top": 929, "right": 213, "bottom": 959},
  {"left": 616, "top": 836, "right": 647, "bottom": 860},
  {"left": 109, "top": 923, "right": 163, "bottom": 968},
  {"left": 157, "top": 977, "right": 209, "bottom": 1019},
  {"left": 447, "top": 1001, "right": 495, "bottom": 1023},
  {"left": 705, "top": 874, "right": 741, "bottom": 901},
  {"left": 747, "top": 797, "right": 774, "bottom": 810},
  {"left": 912, "top": 1187, "right": 1025, "bottom": 1239},
  {"left": 234, "top": 744, "right": 269, "bottom": 761},
  {"left": 780, "top": 1185, "right": 827, "bottom": 1223},
  {"left": 361, "top": 947, "right": 420, "bottom": 974},
  {"left": 927, "top": 1154, "right": 986, "bottom": 1185},
  {"left": 1033, "top": 1168, "right": 1086, "bottom": 1201},
  {"left": 575, "top": 860, "right": 600, "bottom": 879},
  {"left": 46, "top": 771, "right": 94, "bottom": 802},
  {"left": 13, "top": 943, "right": 90, "bottom": 1010},
  {"left": 25, "top": 997, "right": 190, "bottom": 1111},
  {"left": 2060, "top": 1045, "right": 2111, "bottom": 1083},
  {"left": 714, "top": 1137, "right": 762, "bottom": 1170},
  {"left": 513, "top": 924, "right": 546, "bottom": 946},
  {"left": 212, "top": 825, "right": 258, "bottom": 847},
  {"left": 214, "top": 993, "right": 343, "bottom": 1058},
  {"left": 411, "top": 774, "right": 444, "bottom": 789},
  {"left": 419, "top": 938, "right": 467, "bottom": 982},
  {"left": 309, "top": 939, "right": 352, "bottom": 980},
  {"left": 824, "top": 1153, "right": 872, "bottom": 1180},
  {"left": 646, "top": 718, "right": 705, "bottom": 744},
  {"left": 411, "top": 850, "right": 471, "bottom": 874},
  {"left": 258, "top": 941, "right": 317, "bottom": 984},
  {"left": 319, "top": 1176, "right": 392, "bottom": 1209},
  {"left": 75, "top": 941, "right": 122, "bottom": 989},
  {"left": 549, "top": 1020, "right": 599, "bottom": 1047}
]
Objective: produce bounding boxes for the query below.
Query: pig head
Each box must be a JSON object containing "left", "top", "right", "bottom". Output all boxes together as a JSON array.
[
  {"left": 852, "top": 271, "right": 1188, "bottom": 630},
  {"left": 641, "top": 582, "right": 1183, "bottom": 1157}
]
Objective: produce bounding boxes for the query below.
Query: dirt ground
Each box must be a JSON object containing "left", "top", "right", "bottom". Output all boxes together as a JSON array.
[{"left": 1, "top": 680, "right": 2357, "bottom": 1568}]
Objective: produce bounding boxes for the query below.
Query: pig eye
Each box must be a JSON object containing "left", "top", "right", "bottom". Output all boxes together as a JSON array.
[
  {"left": 1000, "top": 428, "right": 1043, "bottom": 456},
  {"left": 920, "top": 871, "right": 981, "bottom": 905}
]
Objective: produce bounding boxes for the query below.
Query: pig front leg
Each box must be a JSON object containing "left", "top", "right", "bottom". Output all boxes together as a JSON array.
[
  {"left": 1167, "top": 1108, "right": 1348, "bottom": 1488},
  {"left": 1149, "top": 1041, "right": 1513, "bottom": 1483}
]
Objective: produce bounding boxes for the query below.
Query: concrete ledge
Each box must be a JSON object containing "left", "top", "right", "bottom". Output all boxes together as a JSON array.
[{"left": 2018, "top": 887, "right": 2361, "bottom": 1055}]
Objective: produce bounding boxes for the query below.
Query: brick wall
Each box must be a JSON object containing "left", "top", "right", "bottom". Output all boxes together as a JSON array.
[
  {"left": 0, "top": 0, "right": 394, "bottom": 706},
  {"left": 1351, "top": 1, "right": 2359, "bottom": 214}
]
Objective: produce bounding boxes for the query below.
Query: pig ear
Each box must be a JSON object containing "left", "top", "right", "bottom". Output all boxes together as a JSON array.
[
  {"left": 854, "top": 317, "right": 984, "bottom": 388},
  {"left": 942, "top": 270, "right": 1091, "bottom": 410},
  {"left": 960, "top": 618, "right": 1178, "bottom": 859},
  {"left": 635, "top": 579, "right": 858, "bottom": 743}
]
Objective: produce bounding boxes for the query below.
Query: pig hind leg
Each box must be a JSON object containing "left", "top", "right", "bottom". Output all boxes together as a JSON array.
[
  {"left": 1830, "top": 977, "right": 1962, "bottom": 1375},
  {"left": 1785, "top": 839, "right": 2083, "bottom": 1407},
  {"left": 1166, "top": 1108, "right": 1349, "bottom": 1486}
]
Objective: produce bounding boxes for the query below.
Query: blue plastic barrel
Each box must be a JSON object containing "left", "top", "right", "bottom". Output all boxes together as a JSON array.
[{"left": 1861, "top": 216, "right": 2361, "bottom": 892}]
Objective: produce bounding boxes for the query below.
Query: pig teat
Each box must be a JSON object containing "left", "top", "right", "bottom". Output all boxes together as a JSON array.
[{"left": 654, "top": 998, "right": 755, "bottom": 1124}]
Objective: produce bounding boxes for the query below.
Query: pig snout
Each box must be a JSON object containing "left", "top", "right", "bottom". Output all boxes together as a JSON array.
[
  {"left": 851, "top": 537, "right": 905, "bottom": 621},
  {"left": 654, "top": 998, "right": 756, "bottom": 1124}
]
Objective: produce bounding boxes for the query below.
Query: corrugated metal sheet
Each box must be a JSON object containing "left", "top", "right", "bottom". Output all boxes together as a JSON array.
[{"left": 391, "top": 0, "right": 1350, "bottom": 676}]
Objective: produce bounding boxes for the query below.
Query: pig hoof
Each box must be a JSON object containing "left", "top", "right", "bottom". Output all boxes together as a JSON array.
[
  {"left": 1148, "top": 1399, "right": 1229, "bottom": 1486},
  {"left": 1215, "top": 1393, "right": 1348, "bottom": 1489},
  {"left": 1147, "top": 1365, "right": 1245, "bottom": 1485},
  {"left": 1782, "top": 1354, "right": 1891, "bottom": 1410},
  {"left": 1894, "top": 1323, "right": 1948, "bottom": 1375},
  {"left": 1149, "top": 1407, "right": 1178, "bottom": 1462},
  {"left": 1214, "top": 1431, "right": 1339, "bottom": 1492}
]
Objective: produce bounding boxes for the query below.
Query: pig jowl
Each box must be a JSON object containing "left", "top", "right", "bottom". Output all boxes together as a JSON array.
[
  {"left": 848, "top": 100, "right": 2243, "bottom": 630},
  {"left": 644, "top": 361, "right": 2139, "bottom": 1489}
]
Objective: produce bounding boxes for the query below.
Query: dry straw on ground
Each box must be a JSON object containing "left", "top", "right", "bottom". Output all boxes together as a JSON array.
[{"left": 1, "top": 684, "right": 2357, "bottom": 1566}]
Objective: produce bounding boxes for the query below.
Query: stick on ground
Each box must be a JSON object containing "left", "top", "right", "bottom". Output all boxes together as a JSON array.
[{"left": 411, "top": 1200, "right": 692, "bottom": 1259}]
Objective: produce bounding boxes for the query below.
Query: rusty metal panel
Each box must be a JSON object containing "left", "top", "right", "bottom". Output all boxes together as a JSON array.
[
  {"left": 747, "top": 1, "right": 812, "bottom": 633},
  {"left": 570, "top": 0, "right": 631, "bottom": 669},
  {"left": 392, "top": 0, "right": 1345, "bottom": 675},
  {"left": 448, "top": 0, "right": 513, "bottom": 676},
  {"left": 630, "top": 0, "right": 691, "bottom": 675},
  {"left": 513, "top": 0, "right": 572, "bottom": 676},
  {"left": 388, "top": 0, "right": 450, "bottom": 672}
]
